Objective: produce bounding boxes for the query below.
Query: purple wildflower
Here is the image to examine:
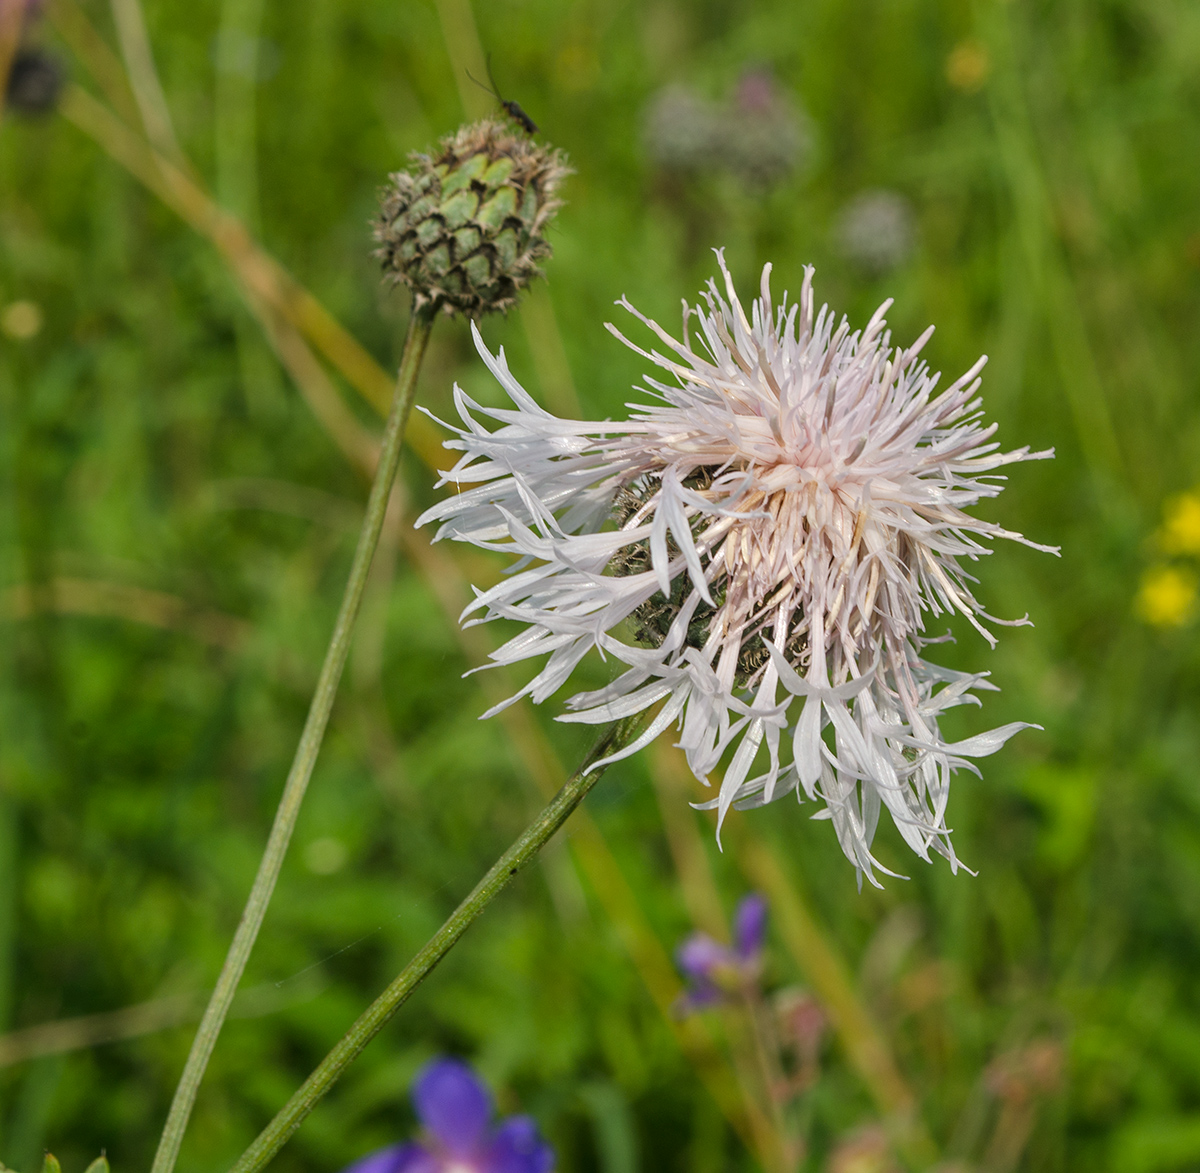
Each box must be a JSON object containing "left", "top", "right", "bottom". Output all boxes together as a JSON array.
[
  {"left": 343, "top": 1058, "right": 554, "bottom": 1173},
  {"left": 676, "top": 893, "right": 768, "bottom": 1010}
]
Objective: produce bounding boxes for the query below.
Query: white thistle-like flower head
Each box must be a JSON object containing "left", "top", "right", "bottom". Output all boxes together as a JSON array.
[{"left": 417, "top": 254, "right": 1056, "bottom": 885}]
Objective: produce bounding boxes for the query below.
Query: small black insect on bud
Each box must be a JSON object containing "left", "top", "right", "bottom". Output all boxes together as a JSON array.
[
  {"left": 5, "top": 48, "right": 64, "bottom": 117},
  {"left": 466, "top": 56, "right": 538, "bottom": 136}
]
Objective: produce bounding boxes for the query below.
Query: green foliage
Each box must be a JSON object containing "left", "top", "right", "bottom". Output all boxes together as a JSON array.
[{"left": 3, "top": 0, "right": 1200, "bottom": 1171}]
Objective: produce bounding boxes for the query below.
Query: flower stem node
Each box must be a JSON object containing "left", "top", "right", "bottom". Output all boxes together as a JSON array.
[{"left": 374, "top": 120, "right": 570, "bottom": 317}]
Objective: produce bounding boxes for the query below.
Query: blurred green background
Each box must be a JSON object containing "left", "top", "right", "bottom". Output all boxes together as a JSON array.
[{"left": 3, "top": 0, "right": 1200, "bottom": 1170}]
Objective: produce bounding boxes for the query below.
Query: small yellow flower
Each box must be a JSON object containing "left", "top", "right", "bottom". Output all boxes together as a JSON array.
[
  {"left": 946, "top": 40, "right": 990, "bottom": 93},
  {"left": 1161, "top": 492, "right": 1200, "bottom": 555},
  {"left": 1, "top": 300, "right": 43, "bottom": 340},
  {"left": 1137, "top": 564, "right": 1197, "bottom": 627}
]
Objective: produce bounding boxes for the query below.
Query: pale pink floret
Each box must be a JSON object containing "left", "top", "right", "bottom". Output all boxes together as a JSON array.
[{"left": 416, "top": 255, "right": 1055, "bottom": 885}]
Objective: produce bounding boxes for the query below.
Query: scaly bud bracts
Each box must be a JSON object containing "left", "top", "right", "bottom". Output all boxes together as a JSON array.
[{"left": 374, "top": 120, "right": 569, "bottom": 316}]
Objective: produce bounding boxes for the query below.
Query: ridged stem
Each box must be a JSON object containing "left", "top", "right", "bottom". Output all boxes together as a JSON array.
[
  {"left": 227, "top": 716, "right": 645, "bottom": 1173},
  {"left": 150, "top": 303, "right": 436, "bottom": 1173}
]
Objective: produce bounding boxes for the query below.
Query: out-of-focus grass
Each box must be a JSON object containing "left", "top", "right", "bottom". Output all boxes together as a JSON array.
[{"left": 3, "top": 0, "right": 1200, "bottom": 1171}]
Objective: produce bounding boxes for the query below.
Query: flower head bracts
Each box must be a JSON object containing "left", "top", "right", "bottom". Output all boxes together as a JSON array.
[
  {"left": 374, "top": 121, "right": 569, "bottom": 317},
  {"left": 417, "top": 254, "right": 1055, "bottom": 885},
  {"left": 341, "top": 1058, "right": 554, "bottom": 1173}
]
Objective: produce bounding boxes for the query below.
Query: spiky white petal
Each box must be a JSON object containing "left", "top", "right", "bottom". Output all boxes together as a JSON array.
[{"left": 417, "top": 254, "right": 1055, "bottom": 884}]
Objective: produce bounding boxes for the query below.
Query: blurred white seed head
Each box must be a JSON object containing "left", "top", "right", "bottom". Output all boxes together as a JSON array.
[
  {"left": 644, "top": 70, "right": 812, "bottom": 188},
  {"left": 834, "top": 189, "right": 916, "bottom": 275},
  {"left": 417, "top": 254, "right": 1055, "bottom": 885}
]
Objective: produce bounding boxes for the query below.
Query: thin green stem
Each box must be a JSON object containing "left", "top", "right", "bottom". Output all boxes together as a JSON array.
[
  {"left": 740, "top": 986, "right": 793, "bottom": 1173},
  {"left": 151, "top": 303, "right": 436, "bottom": 1173},
  {"left": 228, "top": 715, "right": 646, "bottom": 1173}
]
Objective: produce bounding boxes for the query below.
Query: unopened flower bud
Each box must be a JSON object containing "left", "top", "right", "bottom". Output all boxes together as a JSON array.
[
  {"left": 374, "top": 120, "right": 570, "bottom": 317},
  {"left": 5, "top": 49, "right": 64, "bottom": 117}
]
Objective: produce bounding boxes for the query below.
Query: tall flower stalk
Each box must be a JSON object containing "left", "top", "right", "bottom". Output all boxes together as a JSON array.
[
  {"left": 151, "top": 120, "right": 568, "bottom": 1173},
  {"left": 150, "top": 303, "right": 435, "bottom": 1173},
  {"left": 227, "top": 715, "right": 646, "bottom": 1173}
]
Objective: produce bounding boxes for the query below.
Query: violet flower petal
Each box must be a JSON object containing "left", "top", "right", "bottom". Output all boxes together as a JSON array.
[
  {"left": 412, "top": 1057, "right": 492, "bottom": 1157},
  {"left": 676, "top": 932, "right": 729, "bottom": 983},
  {"left": 677, "top": 984, "right": 722, "bottom": 1013},
  {"left": 485, "top": 1116, "right": 555, "bottom": 1173},
  {"left": 341, "top": 1143, "right": 438, "bottom": 1173},
  {"left": 733, "top": 893, "right": 768, "bottom": 962}
]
